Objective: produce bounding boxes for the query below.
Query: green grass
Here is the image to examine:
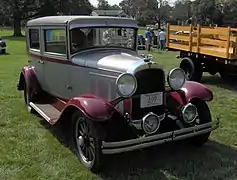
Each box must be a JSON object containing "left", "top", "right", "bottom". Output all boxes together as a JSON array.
[{"left": 1, "top": 30, "right": 237, "bottom": 180}]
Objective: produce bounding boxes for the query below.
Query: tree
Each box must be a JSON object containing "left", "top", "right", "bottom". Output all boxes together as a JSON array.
[
  {"left": 171, "top": 0, "right": 192, "bottom": 25},
  {"left": 97, "top": 0, "right": 110, "bottom": 10},
  {"left": 145, "top": 0, "right": 171, "bottom": 28},
  {"left": 0, "top": 0, "right": 93, "bottom": 36}
]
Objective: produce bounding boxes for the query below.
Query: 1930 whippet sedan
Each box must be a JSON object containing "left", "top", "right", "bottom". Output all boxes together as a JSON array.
[{"left": 17, "top": 16, "right": 219, "bottom": 172}]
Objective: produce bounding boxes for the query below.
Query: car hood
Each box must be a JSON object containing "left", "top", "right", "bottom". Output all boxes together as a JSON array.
[{"left": 72, "top": 49, "right": 152, "bottom": 73}]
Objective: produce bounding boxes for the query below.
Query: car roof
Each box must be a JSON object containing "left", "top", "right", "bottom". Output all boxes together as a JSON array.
[{"left": 27, "top": 15, "right": 138, "bottom": 28}]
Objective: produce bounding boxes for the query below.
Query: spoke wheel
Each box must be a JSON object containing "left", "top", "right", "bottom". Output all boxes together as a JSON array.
[
  {"left": 75, "top": 117, "right": 96, "bottom": 164},
  {"left": 72, "top": 112, "right": 102, "bottom": 172}
]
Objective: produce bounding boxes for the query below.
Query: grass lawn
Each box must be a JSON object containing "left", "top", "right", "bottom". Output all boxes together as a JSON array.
[{"left": 1, "top": 30, "right": 237, "bottom": 180}]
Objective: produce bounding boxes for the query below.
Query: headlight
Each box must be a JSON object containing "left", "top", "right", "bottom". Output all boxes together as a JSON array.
[
  {"left": 167, "top": 68, "right": 186, "bottom": 90},
  {"left": 181, "top": 103, "right": 197, "bottom": 123},
  {"left": 116, "top": 73, "right": 137, "bottom": 97},
  {"left": 142, "top": 112, "right": 160, "bottom": 134}
]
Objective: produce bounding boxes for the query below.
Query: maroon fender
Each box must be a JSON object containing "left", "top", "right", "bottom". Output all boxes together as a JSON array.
[
  {"left": 63, "top": 94, "right": 117, "bottom": 122},
  {"left": 166, "top": 81, "right": 213, "bottom": 114},
  {"left": 181, "top": 81, "right": 213, "bottom": 102},
  {"left": 17, "top": 66, "right": 41, "bottom": 93}
]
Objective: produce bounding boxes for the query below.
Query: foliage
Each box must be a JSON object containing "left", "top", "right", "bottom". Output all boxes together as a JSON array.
[{"left": 1, "top": 0, "right": 237, "bottom": 37}]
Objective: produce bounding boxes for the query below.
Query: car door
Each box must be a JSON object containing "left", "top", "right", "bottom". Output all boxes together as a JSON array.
[
  {"left": 27, "top": 27, "right": 45, "bottom": 88},
  {"left": 42, "top": 27, "right": 72, "bottom": 99}
]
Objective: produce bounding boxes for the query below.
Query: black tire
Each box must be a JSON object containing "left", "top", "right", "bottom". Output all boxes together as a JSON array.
[
  {"left": 1, "top": 49, "right": 6, "bottom": 54},
  {"left": 180, "top": 57, "right": 203, "bottom": 82},
  {"left": 219, "top": 70, "right": 236, "bottom": 83},
  {"left": 71, "top": 112, "right": 102, "bottom": 172},
  {"left": 187, "top": 100, "right": 211, "bottom": 147},
  {"left": 23, "top": 82, "right": 35, "bottom": 113}
]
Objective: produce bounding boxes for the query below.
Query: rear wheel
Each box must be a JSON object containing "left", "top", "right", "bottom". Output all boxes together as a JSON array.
[
  {"left": 71, "top": 112, "right": 102, "bottom": 172},
  {"left": 1, "top": 49, "right": 5, "bottom": 54},
  {"left": 187, "top": 100, "right": 211, "bottom": 147},
  {"left": 180, "top": 57, "right": 203, "bottom": 82}
]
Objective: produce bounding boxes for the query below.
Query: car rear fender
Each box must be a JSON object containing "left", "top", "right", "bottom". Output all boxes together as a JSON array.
[
  {"left": 17, "top": 66, "right": 41, "bottom": 93},
  {"left": 61, "top": 95, "right": 118, "bottom": 122},
  {"left": 166, "top": 81, "right": 213, "bottom": 111}
]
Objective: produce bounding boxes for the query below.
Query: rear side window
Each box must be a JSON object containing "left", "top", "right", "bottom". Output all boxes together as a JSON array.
[
  {"left": 44, "top": 29, "right": 66, "bottom": 55},
  {"left": 29, "top": 29, "right": 40, "bottom": 50}
]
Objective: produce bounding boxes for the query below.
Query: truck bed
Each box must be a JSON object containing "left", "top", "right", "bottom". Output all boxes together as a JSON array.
[{"left": 166, "top": 24, "right": 237, "bottom": 59}]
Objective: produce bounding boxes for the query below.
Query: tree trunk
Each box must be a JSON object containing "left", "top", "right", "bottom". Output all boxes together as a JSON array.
[{"left": 13, "top": 13, "right": 22, "bottom": 36}]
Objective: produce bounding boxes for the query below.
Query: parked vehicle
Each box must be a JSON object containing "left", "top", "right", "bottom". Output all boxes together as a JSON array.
[
  {"left": 0, "top": 37, "right": 6, "bottom": 54},
  {"left": 17, "top": 16, "right": 220, "bottom": 172},
  {"left": 166, "top": 24, "right": 237, "bottom": 81}
]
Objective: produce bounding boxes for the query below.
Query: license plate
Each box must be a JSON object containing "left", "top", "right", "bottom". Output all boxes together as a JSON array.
[{"left": 140, "top": 92, "right": 163, "bottom": 108}]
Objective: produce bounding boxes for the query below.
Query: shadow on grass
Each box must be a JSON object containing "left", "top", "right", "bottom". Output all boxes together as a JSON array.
[
  {"left": 39, "top": 119, "right": 237, "bottom": 180},
  {"left": 0, "top": 52, "right": 10, "bottom": 56},
  {"left": 1, "top": 35, "right": 25, "bottom": 41},
  {"left": 202, "top": 74, "right": 237, "bottom": 91}
]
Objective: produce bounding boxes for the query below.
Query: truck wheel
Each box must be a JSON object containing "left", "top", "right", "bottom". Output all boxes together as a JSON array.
[
  {"left": 187, "top": 100, "right": 211, "bottom": 147},
  {"left": 219, "top": 70, "right": 235, "bottom": 82},
  {"left": 180, "top": 57, "right": 203, "bottom": 82},
  {"left": 71, "top": 112, "right": 102, "bottom": 172}
]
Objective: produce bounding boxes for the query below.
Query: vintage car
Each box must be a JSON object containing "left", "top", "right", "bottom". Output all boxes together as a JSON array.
[
  {"left": 17, "top": 16, "right": 220, "bottom": 172},
  {"left": 0, "top": 37, "right": 6, "bottom": 54}
]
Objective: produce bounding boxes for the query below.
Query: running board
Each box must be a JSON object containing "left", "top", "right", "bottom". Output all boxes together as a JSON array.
[{"left": 29, "top": 102, "right": 60, "bottom": 124}]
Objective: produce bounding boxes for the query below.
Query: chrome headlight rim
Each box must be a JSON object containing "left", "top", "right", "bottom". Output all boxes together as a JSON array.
[
  {"left": 142, "top": 112, "right": 161, "bottom": 135},
  {"left": 116, "top": 73, "right": 137, "bottom": 98},
  {"left": 167, "top": 67, "right": 186, "bottom": 90},
  {"left": 181, "top": 103, "right": 198, "bottom": 124}
]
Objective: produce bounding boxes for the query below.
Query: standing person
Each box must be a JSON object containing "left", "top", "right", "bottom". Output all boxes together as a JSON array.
[
  {"left": 145, "top": 27, "right": 152, "bottom": 52},
  {"left": 150, "top": 28, "right": 155, "bottom": 48},
  {"left": 158, "top": 28, "right": 166, "bottom": 51}
]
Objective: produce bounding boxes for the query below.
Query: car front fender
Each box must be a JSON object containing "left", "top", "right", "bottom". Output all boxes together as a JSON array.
[
  {"left": 181, "top": 81, "right": 213, "bottom": 102},
  {"left": 166, "top": 81, "right": 213, "bottom": 112},
  {"left": 64, "top": 95, "right": 117, "bottom": 122}
]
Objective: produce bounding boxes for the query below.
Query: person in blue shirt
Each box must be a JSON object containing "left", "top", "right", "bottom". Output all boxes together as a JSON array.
[{"left": 145, "top": 27, "right": 152, "bottom": 52}]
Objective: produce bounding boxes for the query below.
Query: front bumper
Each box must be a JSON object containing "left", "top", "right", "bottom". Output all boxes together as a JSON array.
[{"left": 102, "top": 119, "right": 219, "bottom": 154}]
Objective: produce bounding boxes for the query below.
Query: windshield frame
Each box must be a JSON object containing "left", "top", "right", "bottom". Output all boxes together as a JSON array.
[{"left": 69, "top": 26, "right": 138, "bottom": 55}]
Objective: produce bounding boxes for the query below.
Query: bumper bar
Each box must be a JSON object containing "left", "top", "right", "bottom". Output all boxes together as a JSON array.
[{"left": 102, "top": 119, "right": 219, "bottom": 154}]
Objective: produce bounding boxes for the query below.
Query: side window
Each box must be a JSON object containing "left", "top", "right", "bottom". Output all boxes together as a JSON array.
[
  {"left": 44, "top": 29, "right": 66, "bottom": 54},
  {"left": 29, "top": 29, "right": 40, "bottom": 50}
]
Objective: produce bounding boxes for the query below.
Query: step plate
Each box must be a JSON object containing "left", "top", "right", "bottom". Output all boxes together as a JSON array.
[{"left": 29, "top": 102, "right": 60, "bottom": 123}]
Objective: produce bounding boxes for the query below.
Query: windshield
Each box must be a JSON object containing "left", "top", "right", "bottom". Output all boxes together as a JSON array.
[{"left": 70, "top": 27, "right": 137, "bottom": 54}]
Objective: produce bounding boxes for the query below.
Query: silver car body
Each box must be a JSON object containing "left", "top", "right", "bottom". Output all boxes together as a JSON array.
[{"left": 26, "top": 16, "right": 161, "bottom": 114}]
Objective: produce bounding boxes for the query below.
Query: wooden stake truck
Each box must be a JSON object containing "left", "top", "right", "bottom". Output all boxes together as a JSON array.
[{"left": 166, "top": 24, "right": 237, "bottom": 81}]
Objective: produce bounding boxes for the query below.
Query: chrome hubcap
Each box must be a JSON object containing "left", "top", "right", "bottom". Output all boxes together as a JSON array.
[{"left": 78, "top": 136, "right": 84, "bottom": 146}]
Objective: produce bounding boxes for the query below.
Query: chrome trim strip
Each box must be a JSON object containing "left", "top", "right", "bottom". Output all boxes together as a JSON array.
[
  {"left": 102, "top": 120, "right": 219, "bottom": 154},
  {"left": 89, "top": 72, "right": 117, "bottom": 79}
]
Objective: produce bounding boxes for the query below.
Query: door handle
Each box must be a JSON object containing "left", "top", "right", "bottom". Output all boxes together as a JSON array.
[
  {"left": 66, "top": 85, "right": 72, "bottom": 90},
  {"left": 38, "top": 60, "right": 44, "bottom": 64}
]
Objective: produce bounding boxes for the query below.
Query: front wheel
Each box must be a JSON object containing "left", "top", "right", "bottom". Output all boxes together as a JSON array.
[
  {"left": 23, "top": 82, "right": 35, "bottom": 113},
  {"left": 180, "top": 57, "right": 203, "bottom": 82},
  {"left": 71, "top": 112, "right": 102, "bottom": 172},
  {"left": 187, "top": 100, "right": 212, "bottom": 147}
]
